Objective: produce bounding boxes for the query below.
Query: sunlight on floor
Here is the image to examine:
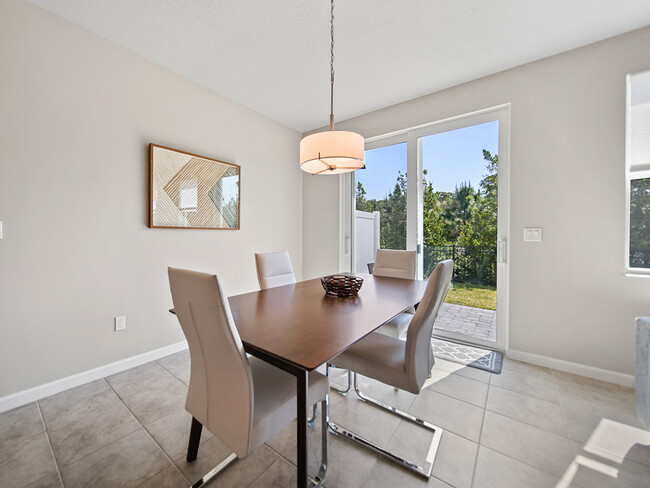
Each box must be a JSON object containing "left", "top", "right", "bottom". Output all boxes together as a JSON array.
[{"left": 557, "top": 418, "right": 650, "bottom": 486}]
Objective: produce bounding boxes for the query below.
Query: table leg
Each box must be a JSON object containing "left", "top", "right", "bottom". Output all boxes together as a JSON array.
[{"left": 297, "top": 369, "right": 308, "bottom": 487}]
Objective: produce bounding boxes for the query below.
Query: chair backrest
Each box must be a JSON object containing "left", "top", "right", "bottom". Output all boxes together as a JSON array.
[
  {"left": 404, "top": 260, "right": 454, "bottom": 393},
  {"left": 255, "top": 251, "right": 296, "bottom": 289},
  {"left": 168, "top": 268, "right": 254, "bottom": 458},
  {"left": 373, "top": 249, "right": 416, "bottom": 280}
]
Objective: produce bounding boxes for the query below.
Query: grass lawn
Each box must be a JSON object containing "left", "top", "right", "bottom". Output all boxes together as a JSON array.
[{"left": 444, "top": 282, "right": 497, "bottom": 310}]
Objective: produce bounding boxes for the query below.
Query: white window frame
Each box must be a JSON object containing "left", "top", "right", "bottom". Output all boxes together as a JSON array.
[{"left": 625, "top": 71, "right": 650, "bottom": 276}]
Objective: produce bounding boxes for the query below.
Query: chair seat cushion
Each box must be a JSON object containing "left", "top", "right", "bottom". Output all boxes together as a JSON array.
[
  {"left": 331, "top": 332, "right": 410, "bottom": 391},
  {"left": 250, "top": 357, "right": 328, "bottom": 449},
  {"left": 375, "top": 312, "right": 413, "bottom": 339}
]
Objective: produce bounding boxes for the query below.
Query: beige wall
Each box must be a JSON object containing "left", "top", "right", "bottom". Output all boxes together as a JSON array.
[
  {"left": 0, "top": 0, "right": 302, "bottom": 396},
  {"left": 303, "top": 26, "right": 650, "bottom": 376}
]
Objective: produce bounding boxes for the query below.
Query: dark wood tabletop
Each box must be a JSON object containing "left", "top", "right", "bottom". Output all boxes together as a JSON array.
[{"left": 228, "top": 273, "right": 428, "bottom": 371}]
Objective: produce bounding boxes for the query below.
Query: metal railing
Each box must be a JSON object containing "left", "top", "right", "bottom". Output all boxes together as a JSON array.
[{"left": 424, "top": 245, "right": 497, "bottom": 286}]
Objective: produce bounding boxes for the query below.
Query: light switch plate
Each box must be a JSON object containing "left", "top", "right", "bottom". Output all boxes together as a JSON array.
[
  {"left": 0, "top": 221, "right": 3, "bottom": 239},
  {"left": 523, "top": 227, "right": 543, "bottom": 242}
]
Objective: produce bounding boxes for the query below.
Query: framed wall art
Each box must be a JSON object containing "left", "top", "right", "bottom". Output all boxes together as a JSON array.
[{"left": 149, "top": 144, "right": 240, "bottom": 229}]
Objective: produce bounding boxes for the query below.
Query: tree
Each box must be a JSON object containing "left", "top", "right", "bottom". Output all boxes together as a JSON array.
[
  {"left": 379, "top": 172, "right": 407, "bottom": 249},
  {"left": 355, "top": 172, "right": 407, "bottom": 250},
  {"left": 458, "top": 150, "right": 498, "bottom": 249},
  {"left": 630, "top": 177, "right": 650, "bottom": 267},
  {"left": 422, "top": 171, "right": 446, "bottom": 246}
]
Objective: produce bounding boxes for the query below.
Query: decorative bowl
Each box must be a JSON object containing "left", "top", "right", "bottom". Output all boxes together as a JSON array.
[{"left": 321, "top": 274, "right": 364, "bottom": 297}]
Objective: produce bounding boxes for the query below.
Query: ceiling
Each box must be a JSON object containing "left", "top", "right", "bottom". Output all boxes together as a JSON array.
[{"left": 28, "top": 0, "right": 650, "bottom": 132}]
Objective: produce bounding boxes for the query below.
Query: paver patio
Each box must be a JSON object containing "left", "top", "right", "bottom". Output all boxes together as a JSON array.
[{"left": 434, "top": 302, "right": 497, "bottom": 341}]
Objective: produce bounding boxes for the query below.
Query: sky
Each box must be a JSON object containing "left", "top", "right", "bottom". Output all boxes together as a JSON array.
[{"left": 357, "top": 121, "right": 499, "bottom": 200}]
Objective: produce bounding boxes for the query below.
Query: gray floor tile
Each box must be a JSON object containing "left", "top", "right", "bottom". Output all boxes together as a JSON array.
[
  {"left": 284, "top": 425, "right": 378, "bottom": 488},
  {"left": 473, "top": 446, "right": 567, "bottom": 488},
  {"left": 60, "top": 429, "right": 170, "bottom": 488},
  {"left": 364, "top": 458, "right": 454, "bottom": 487},
  {"left": 156, "top": 349, "right": 191, "bottom": 385},
  {"left": 3, "top": 350, "right": 644, "bottom": 488},
  {"left": 432, "top": 358, "right": 492, "bottom": 383},
  {"left": 562, "top": 405, "right": 646, "bottom": 444},
  {"left": 0, "top": 432, "right": 60, "bottom": 487},
  {"left": 107, "top": 362, "right": 189, "bottom": 425},
  {"left": 249, "top": 457, "right": 296, "bottom": 488},
  {"left": 409, "top": 389, "right": 484, "bottom": 442},
  {"left": 210, "top": 445, "right": 278, "bottom": 487},
  {"left": 330, "top": 391, "right": 401, "bottom": 448},
  {"left": 568, "top": 420, "right": 650, "bottom": 467},
  {"left": 424, "top": 369, "right": 489, "bottom": 407},
  {"left": 480, "top": 411, "right": 575, "bottom": 477},
  {"left": 430, "top": 429, "right": 477, "bottom": 488},
  {"left": 137, "top": 465, "right": 188, "bottom": 488},
  {"left": 144, "top": 408, "right": 213, "bottom": 461},
  {"left": 355, "top": 374, "right": 418, "bottom": 412},
  {"left": 571, "top": 441, "right": 650, "bottom": 488},
  {"left": 265, "top": 418, "right": 298, "bottom": 456},
  {"left": 383, "top": 419, "right": 440, "bottom": 470},
  {"left": 0, "top": 403, "right": 44, "bottom": 449},
  {"left": 486, "top": 384, "right": 567, "bottom": 436},
  {"left": 553, "top": 371, "right": 637, "bottom": 419},
  {"left": 489, "top": 359, "right": 558, "bottom": 403},
  {"left": 39, "top": 380, "right": 140, "bottom": 466},
  {"left": 25, "top": 473, "right": 64, "bottom": 488}
]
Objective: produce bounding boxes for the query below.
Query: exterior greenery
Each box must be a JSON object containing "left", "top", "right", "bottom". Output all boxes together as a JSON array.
[
  {"left": 630, "top": 177, "right": 650, "bottom": 269},
  {"left": 356, "top": 149, "right": 499, "bottom": 286},
  {"left": 445, "top": 283, "right": 497, "bottom": 311}
]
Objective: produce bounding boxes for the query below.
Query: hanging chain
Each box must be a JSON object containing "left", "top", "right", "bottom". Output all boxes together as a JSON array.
[{"left": 329, "top": 0, "right": 335, "bottom": 130}]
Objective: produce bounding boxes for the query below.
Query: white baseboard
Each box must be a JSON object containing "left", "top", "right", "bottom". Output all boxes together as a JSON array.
[
  {"left": 0, "top": 341, "right": 189, "bottom": 414},
  {"left": 506, "top": 348, "right": 635, "bottom": 388}
]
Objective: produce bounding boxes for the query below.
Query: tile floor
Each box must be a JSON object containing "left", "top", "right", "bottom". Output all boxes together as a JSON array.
[
  {"left": 435, "top": 304, "right": 497, "bottom": 342},
  {"left": 1, "top": 350, "right": 648, "bottom": 488}
]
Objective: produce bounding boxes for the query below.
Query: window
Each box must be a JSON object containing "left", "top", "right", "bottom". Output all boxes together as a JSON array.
[{"left": 626, "top": 70, "right": 650, "bottom": 273}]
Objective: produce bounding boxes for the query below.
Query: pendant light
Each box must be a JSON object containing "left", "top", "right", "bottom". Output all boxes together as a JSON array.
[{"left": 300, "top": 0, "right": 364, "bottom": 175}]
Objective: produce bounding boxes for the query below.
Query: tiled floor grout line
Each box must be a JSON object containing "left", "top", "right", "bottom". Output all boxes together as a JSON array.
[
  {"left": 550, "top": 370, "right": 585, "bottom": 488},
  {"left": 468, "top": 382, "right": 490, "bottom": 488},
  {"left": 35, "top": 400, "right": 65, "bottom": 488},
  {"left": 155, "top": 359, "right": 190, "bottom": 386},
  {"left": 470, "top": 369, "right": 591, "bottom": 486},
  {"left": 102, "top": 378, "right": 192, "bottom": 487},
  {"left": 246, "top": 456, "right": 282, "bottom": 488}
]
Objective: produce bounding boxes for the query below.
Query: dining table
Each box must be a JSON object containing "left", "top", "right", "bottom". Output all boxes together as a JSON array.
[{"left": 226, "top": 272, "right": 429, "bottom": 487}]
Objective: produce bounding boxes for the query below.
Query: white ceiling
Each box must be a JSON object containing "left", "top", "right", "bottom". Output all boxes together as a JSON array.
[{"left": 28, "top": 0, "right": 650, "bottom": 132}]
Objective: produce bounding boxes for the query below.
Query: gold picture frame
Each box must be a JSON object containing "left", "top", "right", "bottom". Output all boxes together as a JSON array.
[{"left": 149, "top": 144, "right": 240, "bottom": 229}]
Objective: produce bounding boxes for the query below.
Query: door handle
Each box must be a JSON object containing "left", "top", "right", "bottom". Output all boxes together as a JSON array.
[{"left": 498, "top": 240, "right": 507, "bottom": 264}]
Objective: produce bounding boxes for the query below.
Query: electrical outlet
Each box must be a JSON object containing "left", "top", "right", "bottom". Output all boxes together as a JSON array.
[{"left": 114, "top": 315, "right": 126, "bottom": 331}]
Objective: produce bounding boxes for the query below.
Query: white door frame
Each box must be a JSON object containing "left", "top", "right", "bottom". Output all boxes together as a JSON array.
[{"left": 348, "top": 104, "right": 511, "bottom": 352}]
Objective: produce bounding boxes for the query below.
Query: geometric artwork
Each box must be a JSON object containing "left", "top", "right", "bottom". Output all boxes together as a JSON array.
[{"left": 149, "top": 144, "right": 240, "bottom": 229}]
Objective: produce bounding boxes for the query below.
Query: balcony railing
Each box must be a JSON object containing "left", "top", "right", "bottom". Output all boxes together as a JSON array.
[{"left": 424, "top": 245, "right": 497, "bottom": 286}]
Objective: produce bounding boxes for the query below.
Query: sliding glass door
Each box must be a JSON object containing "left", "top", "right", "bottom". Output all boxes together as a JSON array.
[{"left": 351, "top": 106, "right": 510, "bottom": 351}]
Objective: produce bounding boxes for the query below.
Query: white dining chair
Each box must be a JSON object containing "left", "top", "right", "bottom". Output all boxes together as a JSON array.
[
  {"left": 329, "top": 249, "right": 419, "bottom": 396},
  {"left": 327, "top": 259, "right": 454, "bottom": 478},
  {"left": 255, "top": 251, "right": 296, "bottom": 290},
  {"left": 372, "top": 249, "right": 418, "bottom": 339},
  {"left": 168, "top": 268, "right": 329, "bottom": 487},
  {"left": 254, "top": 251, "right": 320, "bottom": 424}
]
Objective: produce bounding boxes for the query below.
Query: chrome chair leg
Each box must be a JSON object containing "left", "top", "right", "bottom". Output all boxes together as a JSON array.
[
  {"left": 307, "top": 403, "right": 318, "bottom": 427},
  {"left": 326, "top": 369, "right": 443, "bottom": 479},
  {"left": 327, "top": 363, "right": 352, "bottom": 395},
  {"left": 309, "top": 395, "right": 329, "bottom": 487},
  {"left": 191, "top": 452, "right": 238, "bottom": 487}
]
